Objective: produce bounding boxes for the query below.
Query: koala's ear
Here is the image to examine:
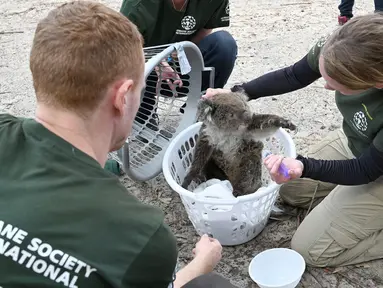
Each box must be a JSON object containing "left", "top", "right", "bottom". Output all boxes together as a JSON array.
[
  {"left": 237, "top": 92, "right": 249, "bottom": 102},
  {"left": 204, "top": 105, "right": 213, "bottom": 115},
  {"left": 199, "top": 99, "right": 214, "bottom": 114},
  {"left": 200, "top": 97, "right": 213, "bottom": 106},
  {"left": 240, "top": 110, "right": 253, "bottom": 123}
]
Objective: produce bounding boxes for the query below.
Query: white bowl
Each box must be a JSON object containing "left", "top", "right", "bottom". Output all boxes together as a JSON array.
[{"left": 248, "top": 248, "right": 306, "bottom": 288}]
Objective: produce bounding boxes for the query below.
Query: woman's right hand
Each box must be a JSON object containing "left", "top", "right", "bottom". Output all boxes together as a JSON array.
[
  {"left": 202, "top": 88, "right": 231, "bottom": 99},
  {"left": 192, "top": 234, "right": 222, "bottom": 273},
  {"left": 263, "top": 154, "right": 303, "bottom": 184}
]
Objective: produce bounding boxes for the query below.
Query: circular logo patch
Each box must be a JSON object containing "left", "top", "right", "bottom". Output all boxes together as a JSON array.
[
  {"left": 181, "top": 16, "right": 196, "bottom": 30},
  {"left": 353, "top": 111, "right": 368, "bottom": 131}
]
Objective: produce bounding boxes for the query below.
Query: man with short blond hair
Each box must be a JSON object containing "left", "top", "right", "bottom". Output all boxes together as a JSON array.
[{"left": 0, "top": 1, "right": 235, "bottom": 287}]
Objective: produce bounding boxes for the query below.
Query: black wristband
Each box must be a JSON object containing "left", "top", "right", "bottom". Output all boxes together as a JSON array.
[
  {"left": 295, "top": 154, "right": 308, "bottom": 178},
  {"left": 230, "top": 84, "right": 245, "bottom": 93}
]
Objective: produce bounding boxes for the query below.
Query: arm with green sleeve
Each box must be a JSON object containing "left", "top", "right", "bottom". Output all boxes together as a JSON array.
[
  {"left": 122, "top": 224, "right": 179, "bottom": 288},
  {"left": 204, "top": 0, "right": 230, "bottom": 29},
  {"left": 120, "top": 0, "right": 159, "bottom": 45},
  {"left": 192, "top": 0, "right": 230, "bottom": 44},
  {"left": 122, "top": 223, "right": 214, "bottom": 288}
]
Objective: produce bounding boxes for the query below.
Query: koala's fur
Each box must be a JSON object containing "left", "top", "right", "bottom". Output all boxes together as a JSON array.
[{"left": 181, "top": 91, "right": 296, "bottom": 197}]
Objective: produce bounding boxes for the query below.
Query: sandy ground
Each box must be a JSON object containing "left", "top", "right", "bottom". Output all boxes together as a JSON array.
[{"left": 1, "top": 0, "right": 383, "bottom": 287}]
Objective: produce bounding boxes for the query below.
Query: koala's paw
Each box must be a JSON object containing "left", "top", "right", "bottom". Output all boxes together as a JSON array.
[
  {"left": 280, "top": 119, "right": 296, "bottom": 131},
  {"left": 181, "top": 173, "right": 206, "bottom": 190},
  {"left": 181, "top": 177, "right": 192, "bottom": 189}
]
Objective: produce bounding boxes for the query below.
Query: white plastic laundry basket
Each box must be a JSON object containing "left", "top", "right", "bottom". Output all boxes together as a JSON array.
[{"left": 162, "top": 122, "right": 296, "bottom": 246}]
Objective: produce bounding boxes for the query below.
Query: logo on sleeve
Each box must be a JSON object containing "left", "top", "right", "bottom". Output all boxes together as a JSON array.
[
  {"left": 176, "top": 16, "right": 197, "bottom": 35},
  {"left": 221, "top": 3, "right": 230, "bottom": 22},
  {"left": 353, "top": 111, "right": 368, "bottom": 132}
]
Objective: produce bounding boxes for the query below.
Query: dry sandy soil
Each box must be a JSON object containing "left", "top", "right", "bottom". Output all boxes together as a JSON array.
[{"left": 1, "top": 0, "right": 383, "bottom": 287}]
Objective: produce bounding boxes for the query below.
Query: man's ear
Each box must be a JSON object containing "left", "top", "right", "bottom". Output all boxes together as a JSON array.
[
  {"left": 113, "top": 79, "right": 134, "bottom": 115},
  {"left": 376, "top": 82, "right": 383, "bottom": 89}
]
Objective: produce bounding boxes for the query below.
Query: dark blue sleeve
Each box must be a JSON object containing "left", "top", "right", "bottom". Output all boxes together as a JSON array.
[
  {"left": 231, "top": 54, "right": 321, "bottom": 100},
  {"left": 297, "top": 144, "right": 383, "bottom": 185}
]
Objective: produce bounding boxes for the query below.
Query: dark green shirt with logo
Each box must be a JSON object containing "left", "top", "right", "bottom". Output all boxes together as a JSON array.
[
  {"left": 307, "top": 37, "right": 383, "bottom": 156},
  {"left": 0, "top": 114, "right": 178, "bottom": 288},
  {"left": 120, "top": 0, "right": 230, "bottom": 47}
]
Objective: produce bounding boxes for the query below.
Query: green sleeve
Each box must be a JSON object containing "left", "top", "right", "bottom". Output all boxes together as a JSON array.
[
  {"left": 120, "top": 0, "right": 157, "bottom": 44},
  {"left": 0, "top": 114, "right": 21, "bottom": 128},
  {"left": 373, "top": 128, "right": 383, "bottom": 152},
  {"left": 122, "top": 224, "right": 178, "bottom": 288},
  {"left": 306, "top": 35, "right": 329, "bottom": 73},
  {"left": 204, "top": 0, "right": 230, "bottom": 29}
]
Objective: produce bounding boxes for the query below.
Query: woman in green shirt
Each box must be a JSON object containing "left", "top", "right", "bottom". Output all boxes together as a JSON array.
[{"left": 206, "top": 13, "right": 383, "bottom": 268}]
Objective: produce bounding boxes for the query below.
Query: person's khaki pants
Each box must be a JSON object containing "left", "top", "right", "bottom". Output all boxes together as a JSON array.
[{"left": 279, "top": 130, "right": 383, "bottom": 267}]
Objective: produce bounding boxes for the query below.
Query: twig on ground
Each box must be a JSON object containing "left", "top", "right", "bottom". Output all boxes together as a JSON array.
[
  {"left": 174, "top": 234, "right": 189, "bottom": 240},
  {"left": 269, "top": 216, "right": 284, "bottom": 221},
  {"left": 0, "top": 92, "right": 11, "bottom": 95},
  {"left": 305, "top": 183, "right": 319, "bottom": 219},
  {"left": 337, "top": 271, "right": 362, "bottom": 287},
  {"left": 280, "top": 2, "right": 312, "bottom": 6},
  {"left": 6, "top": 7, "right": 35, "bottom": 16},
  {"left": 307, "top": 268, "right": 325, "bottom": 288},
  {"left": 346, "top": 266, "right": 383, "bottom": 286},
  {"left": 288, "top": 99, "right": 298, "bottom": 108},
  {"left": 0, "top": 31, "right": 24, "bottom": 35},
  {"left": 297, "top": 208, "right": 305, "bottom": 227},
  {"left": 297, "top": 213, "right": 301, "bottom": 227},
  {"left": 277, "top": 237, "right": 292, "bottom": 248}
]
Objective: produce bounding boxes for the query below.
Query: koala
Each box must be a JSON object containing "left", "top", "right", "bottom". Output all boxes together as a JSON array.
[{"left": 181, "top": 91, "right": 296, "bottom": 197}]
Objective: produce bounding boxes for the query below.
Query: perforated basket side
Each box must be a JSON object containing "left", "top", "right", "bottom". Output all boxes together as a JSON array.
[
  {"left": 162, "top": 122, "right": 296, "bottom": 245},
  {"left": 162, "top": 122, "right": 296, "bottom": 201}
]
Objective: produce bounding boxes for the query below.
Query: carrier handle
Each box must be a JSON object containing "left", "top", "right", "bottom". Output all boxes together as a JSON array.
[{"left": 203, "top": 66, "right": 215, "bottom": 90}]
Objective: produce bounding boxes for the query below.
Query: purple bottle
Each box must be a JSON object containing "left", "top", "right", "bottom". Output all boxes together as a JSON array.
[{"left": 262, "top": 150, "right": 290, "bottom": 178}]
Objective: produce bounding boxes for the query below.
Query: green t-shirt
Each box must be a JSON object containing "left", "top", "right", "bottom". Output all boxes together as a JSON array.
[
  {"left": 0, "top": 114, "right": 178, "bottom": 288},
  {"left": 120, "top": 0, "right": 230, "bottom": 47},
  {"left": 307, "top": 37, "right": 383, "bottom": 156}
]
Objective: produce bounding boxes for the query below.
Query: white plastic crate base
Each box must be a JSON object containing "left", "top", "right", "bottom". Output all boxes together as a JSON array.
[{"left": 163, "top": 122, "right": 297, "bottom": 246}]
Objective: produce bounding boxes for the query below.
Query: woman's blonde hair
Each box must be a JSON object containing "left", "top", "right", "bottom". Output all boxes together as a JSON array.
[{"left": 322, "top": 12, "right": 383, "bottom": 90}]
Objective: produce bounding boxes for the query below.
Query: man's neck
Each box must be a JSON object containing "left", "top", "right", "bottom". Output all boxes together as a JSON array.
[
  {"left": 35, "top": 104, "right": 113, "bottom": 167},
  {"left": 171, "top": 0, "right": 188, "bottom": 11}
]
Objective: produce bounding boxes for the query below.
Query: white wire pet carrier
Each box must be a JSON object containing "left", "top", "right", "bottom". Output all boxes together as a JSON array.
[
  {"left": 162, "top": 122, "right": 297, "bottom": 246},
  {"left": 109, "top": 41, "right": 214, "bottom": 181}
]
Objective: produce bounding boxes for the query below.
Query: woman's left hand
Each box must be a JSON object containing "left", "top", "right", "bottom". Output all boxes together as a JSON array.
[
  {"left": 263, "top": 154, "right": 304, "bottom": 184},
  {"left": 202, "top": 88, "right": 231, "bottom": 99}
]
